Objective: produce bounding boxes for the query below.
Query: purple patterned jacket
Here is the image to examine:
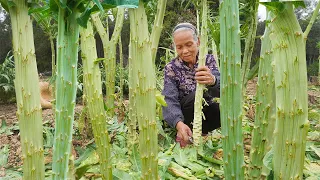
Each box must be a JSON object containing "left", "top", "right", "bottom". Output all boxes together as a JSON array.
[{"left": 162, "top": 54, "right": 220, "bottom": 128}]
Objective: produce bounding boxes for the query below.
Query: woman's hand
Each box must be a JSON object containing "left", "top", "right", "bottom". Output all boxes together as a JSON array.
[
  {"left": 195, "top": 66, "right": 216, "bottom": 85},
  {"left": 176, "top": 121, "right": 192, "bottom": 147}
]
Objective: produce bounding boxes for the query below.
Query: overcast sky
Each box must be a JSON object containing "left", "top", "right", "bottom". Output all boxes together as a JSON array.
[{"left": 258, "top": 4, "right": 267, "bottom": 21}]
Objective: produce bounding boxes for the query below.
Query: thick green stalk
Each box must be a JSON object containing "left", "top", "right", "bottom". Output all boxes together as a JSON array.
[
  {"left": 8, "top": 1, "right": 44, "bottom": 179},
  {"left": 248, "top": 12, "right": 276, "bottom": 179},
  {"left": 119, "top": 37, "right": 124, "bottom": 102},
  {"left": 52, "top": 8, "right": 80, "bottom": 180},
  {"left": 80, "top": 20, "right": 112, "bottom": 180},
  {"left": 150, "top": 0, "right": 167, "bottom": 62},
  {"left": 241, "top": 0, "right": 259, "bottom": 90},
  {"left": 269, "top": 3, "right": 309, "bottom": 179},
  {"left": 127, "top": 23, "right": 138, "bottom": 150},
  {"left": 127, "top": 0, "right": 166, "bottom": 156},
  {"left": 91, "top": 9, "right": 124, "bottom": 115},
  {"left": 129, "top": 1, "right": 166, "bottom": 178},
  {"left": 192, "top": 0, "right": 208, "bottom": 146},
  {"left": 219, "top": 0, "right": 244, "bottom": 179}
]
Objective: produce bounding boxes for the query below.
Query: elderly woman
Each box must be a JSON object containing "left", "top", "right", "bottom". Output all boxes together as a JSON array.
[{"left": 162, "top": 23, "right": 221, "bottom": 146}]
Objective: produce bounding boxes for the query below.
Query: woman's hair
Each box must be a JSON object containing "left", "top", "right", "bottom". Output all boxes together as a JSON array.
[{"left": 172, "top": 23, "right": 198, "bottom": 42}]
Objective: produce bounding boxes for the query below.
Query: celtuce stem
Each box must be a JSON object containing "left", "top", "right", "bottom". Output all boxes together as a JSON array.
[
  {"left": 248, "top": 11, "right": 276, "bottom": 179},
  {"left": 129, "top": 0, "right": 166, "bottom": 178},
  {"left": 52, "top": 7, "right": 80, "bottom": 180},
  {"left": 269, "top": 3, "right": 309, "bottom": 179},
  {"left": 8, "top": 1, "right": 44, "bottom": 179},
  {"left": 192, "top": 0, "right": 208, "bottom": 147},
  {"left": 91, "top": 9, "right": 124, "bottom": 115},
  {"left": 129, "top": 3, "right": 158, "bottom": 178},
  {"left": 80, "top": 20, "right": 112, "bottom": 180},
  {"left": 241, "top": 0, "right": 259, "bottom": 90},
  {"left": 150, "top": 0, "right": 167, "bottom": 62},
  {"left": 219, "top": 0, "right": 244, "bottom": 179}
]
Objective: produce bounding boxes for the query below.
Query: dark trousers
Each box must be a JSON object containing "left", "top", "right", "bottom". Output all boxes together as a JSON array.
[{"left": 180, "top": 91, "right": 221, "bottom": 134}]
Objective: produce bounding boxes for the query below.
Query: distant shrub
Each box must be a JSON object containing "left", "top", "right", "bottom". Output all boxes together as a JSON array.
[
  {"left": 307, "top": 61, "right": 319, "bottom": 77},
  {"left": 0, "top": 51, "right": 16, "bottom": 103}
]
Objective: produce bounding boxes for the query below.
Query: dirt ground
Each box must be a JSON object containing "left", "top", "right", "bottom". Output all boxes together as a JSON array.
[
  {"left": 0, "top": 79, "right": 319, "bottom": 172},
  {"left": 0, "top": 104, "right": 85, "bottom": 169}
]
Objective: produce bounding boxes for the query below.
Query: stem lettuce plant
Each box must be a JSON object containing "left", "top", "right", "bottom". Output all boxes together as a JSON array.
[
  {"left": 80, "top": 19, "right": 112, "bottom": 179},
  {"left": 192, "top": 0, "right": 208, "bottom": 147},
  {"left": 128, "top": 0, "right": 167, "bottom": 178},
  {"left": 219, "top": 0, "right": 244, "bottom": 179},
  {"left": 0, "top": 0, "right": 45, "bottom": 179}
]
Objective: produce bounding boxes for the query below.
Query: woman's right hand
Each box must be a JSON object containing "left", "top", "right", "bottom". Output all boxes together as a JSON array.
[{"left": 176, "top": 121, "right": 193, "bottom": 147}]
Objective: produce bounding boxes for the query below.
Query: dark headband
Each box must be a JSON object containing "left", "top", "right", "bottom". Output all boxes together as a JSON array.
[{"left": 172, "top": 23, "right": 198, "bottom": 35}]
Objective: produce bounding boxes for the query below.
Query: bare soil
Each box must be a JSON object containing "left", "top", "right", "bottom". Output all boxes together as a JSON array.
[{"left": 0, "top": 103, "right": 85, "bottom": 170}]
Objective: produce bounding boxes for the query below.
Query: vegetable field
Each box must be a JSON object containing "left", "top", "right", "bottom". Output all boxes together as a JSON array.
[{"left": 0, "top": 0, "right": 319, "bottom": 180}]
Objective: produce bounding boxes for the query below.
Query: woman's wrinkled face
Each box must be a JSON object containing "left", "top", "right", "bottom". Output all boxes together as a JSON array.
[{"left": 173, "top": 29, "right": 199, "bottom": 66}]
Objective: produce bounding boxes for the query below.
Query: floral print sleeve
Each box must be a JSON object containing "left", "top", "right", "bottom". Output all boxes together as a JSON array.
[{"left": 162, "top": 63, "right": 184, "bottom": 128}]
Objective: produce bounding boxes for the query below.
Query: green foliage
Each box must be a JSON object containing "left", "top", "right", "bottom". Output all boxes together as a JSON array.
[
  {"left": 307, "top": 61, "right": 319, "bottom": 77},
  {"left": 114, "top": 65, "right": 129, "bottom": 96},
  {"left": 76, "top": 63, "right": 129, "bottom": 98},
  {"left": 0, "top": 51, "right": 15, "bottom": 103}
]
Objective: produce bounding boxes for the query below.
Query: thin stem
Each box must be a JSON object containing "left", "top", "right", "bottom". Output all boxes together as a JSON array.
[{"left": 303, "top": 1, "right": 320, "bottom": 38}]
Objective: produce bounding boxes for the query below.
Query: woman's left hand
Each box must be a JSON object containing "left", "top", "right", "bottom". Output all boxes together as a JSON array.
[{"left": 195, "top": 66, "right": 215, "bottom": 85}]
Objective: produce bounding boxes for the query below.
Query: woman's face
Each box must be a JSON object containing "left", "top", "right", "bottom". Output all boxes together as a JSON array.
[{"left": 173, "top": 30, "right": 200, "bottom": 66}]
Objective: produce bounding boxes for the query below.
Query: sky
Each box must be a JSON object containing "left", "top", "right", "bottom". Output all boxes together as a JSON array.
[{"left": 258, "top": 4, "right": 267, "bottom": 21}]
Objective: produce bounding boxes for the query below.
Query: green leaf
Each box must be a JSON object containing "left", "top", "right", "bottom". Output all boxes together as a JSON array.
[
  {"left": 292, "top": 1, "right": 306, "bottom": 8},
  {"left": 74, "top": 143, "right": 95, "bottom": 166},
  {"left": 49, "top": 0, "right": 59, "bottom": 13},
  {"left": 2, "top": 170, "right": 22, "bottom": 180},
  {"left": 0, "top": 0, "right": 9, "bottom": 11},
  {"left": 0, "top": 145, "right": 9, "bottom": 167},
  {"left": 0, "top": 119, "right": 13, "bottom": 135},
  {"left": 310, "top": 145, "right": 320, "bottom": 158},
  {"left": 90, "top": 4, "right": 116, "bottom": 12},
  {"left": 28, "top": 5, "right": 50, "bottom": 15},
  {"left": 77, "top": 7, "right": 92, "bottom": 28},
  {"left": 173, "top": 145, "right": 189, "bottom": 166},
  {"left": 263, "top": 148, "right": 274, "bottom": 171},
  {"left": 156, "top": 90, "right": 167, "bottom": 106},
  {"left": 43, "top": 127, "right": 54, "bottom": 148},
  {"left": 112, "top": 168, "right": 133, "bottom": 180},
  {"left": 130, "top": 145, "right": 141, "bottom": 172},
  {"left": 93, "top": 0, "right": 104, "bottom": 12},
  {"left": 0, "top": 74, "right": 10, "bottom": 82},
  {"left": 260, "top": 2, "right": 285, "bottom": 12},
  {"left": 75, "top": 150, "right": 99, "bottom": 179},
  {"left": 7, "top": 0, "right": 16, "bottom": 8},
  {"left": 103, "top": 0, "right": 138, "bottom": 8},
  {"left": 267, "top": 170, "right": 274, "bottom": 180},
  {"left": 94, "top": 58, "right": 107, "bottom": 63},
  {"left": 59, "top": 0, "right": 67, "bottom": 9}
]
